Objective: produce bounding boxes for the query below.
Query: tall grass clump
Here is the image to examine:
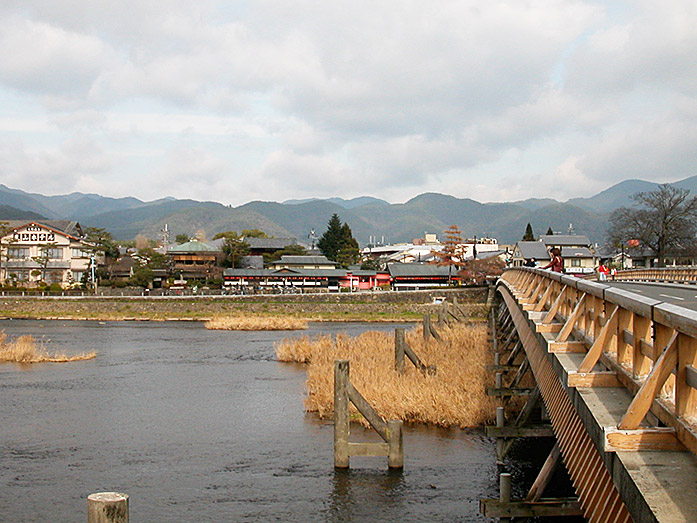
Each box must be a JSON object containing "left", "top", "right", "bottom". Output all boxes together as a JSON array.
[
  {"left": 205, "top": 315, "right": 308, "bottom": 331},
  {"left": 276, "top": 323, "right": 497, "bottom": 428},
  {"left": 0, "top": 331, "right": 96, "bottom": 363}
]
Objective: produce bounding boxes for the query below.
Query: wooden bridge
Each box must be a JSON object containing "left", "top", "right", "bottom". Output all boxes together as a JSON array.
[{"left": 483, "top": 267, "right": 697, "bottom": 523}]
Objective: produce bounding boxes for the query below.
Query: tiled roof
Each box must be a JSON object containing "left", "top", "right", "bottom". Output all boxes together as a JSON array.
[
  {"left": 1, "top": 220, "right": 84, "bottom": 239},
  {"left": 561, "top": 246, "right": 594, "bottom": 257},
  {"left": 515, "top": 241, "right": 550, "bottom": 260},
  {"left": 387, "top": 263, "right": 452, "bottom": 277},
  {"left": 275, "top": 255, "right": 336, "bottom": 265},
  {"left": 168, "top": 240, "right": 220, "bottom": 253},
  {"left": 244, "top": 237, "right": 298, "bottom": 250},
  {"left": 539, "top": 234, "right": 591, "bottom": 247}
]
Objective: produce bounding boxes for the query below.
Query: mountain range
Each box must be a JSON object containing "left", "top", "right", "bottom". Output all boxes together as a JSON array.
[{"left": 1, "top": 176, "right": 696, "bottom": 245}]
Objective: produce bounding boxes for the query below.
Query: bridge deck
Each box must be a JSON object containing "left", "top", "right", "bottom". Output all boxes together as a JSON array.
[{"left": 502, "top": 280, "right": 697, "bottom": 522}]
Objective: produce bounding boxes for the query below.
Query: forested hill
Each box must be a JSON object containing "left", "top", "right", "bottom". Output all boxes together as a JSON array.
[{"left": 1, "top": 176, "right": 696, "bottom": 244}]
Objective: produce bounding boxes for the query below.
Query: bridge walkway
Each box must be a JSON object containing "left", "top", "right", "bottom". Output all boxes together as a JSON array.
[{"left": 489, "top": 268, "right": 697, "bottom": 523}]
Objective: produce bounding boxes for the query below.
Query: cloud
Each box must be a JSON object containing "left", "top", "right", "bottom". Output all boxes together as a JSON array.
[
  {"left": 579, "top": 116, "right": 697, "bottom": 183},
  {"left": 0, "top": 1, "right": 696, "bottom": 207},
  {"left": 0, "top": 15, "right": 117, "bottom": 102},
  {"left": 0, "top": 136, "right": 111, "bottom": 194}
]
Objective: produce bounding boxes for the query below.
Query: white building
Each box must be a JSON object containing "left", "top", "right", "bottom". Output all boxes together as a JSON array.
[
  {"left": 362, "top": 233, "right": 501, "bottom": 266},
  {"left": 0, "top": 220, "right": 98, "bottom": 287}
]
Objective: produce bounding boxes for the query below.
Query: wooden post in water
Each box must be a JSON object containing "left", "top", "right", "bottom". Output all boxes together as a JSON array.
[
  {"left": 496, "top": 406, "right": 505, "bottom": 462},
  {"left": 423, "top": 314, "right": 431, "bottom": 341},
  {"left": 437, "top": 302, "right": 446, "bottom": 326},
  {"left": 499, "top": 473, "right": 512, "bottom": 523},
  {"left": 387, "top": 420, "right": 404, "bottom": 469},
  {"left": 395, "top": 328, "right": 406, "bottom": 374},
  {"left": 334, "top": 360, "right": 350, "bottom": 468},
  {"left": 87, "top": 492, "right": 129, "bottom": 523}
]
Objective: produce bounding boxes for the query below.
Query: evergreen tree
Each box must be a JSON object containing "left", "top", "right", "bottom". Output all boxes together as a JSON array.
[
  {"left": 317, "top": 214, "right": 345, "bottom": 261},
  {"left": 318, "top": 214, "right": 359, "bottom": 266},
  {"left": 522, "top": 223, "right": 535, "bottom": 241},
  {"left": 175, "top": 233, "right": 190, "bottom": 244},
  {"left": 213, "top": 231, "right": 250, "bottom": 268},
  {"left": 336, "top": 222, "right": 360, "bottom": 267},
  {"left": 546, "top": 227, "right": 554, "bottom": 235}
]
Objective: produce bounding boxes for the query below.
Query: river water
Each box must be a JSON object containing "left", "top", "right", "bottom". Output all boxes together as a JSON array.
[{"left": 0, "top": 320, "right": 499, "bottom": 522}]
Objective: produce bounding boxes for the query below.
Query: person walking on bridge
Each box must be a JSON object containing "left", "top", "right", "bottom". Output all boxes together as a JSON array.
[
  {"left": 598, "top": 261, "right": 609, "bottom": 281},
  {"left": 541, "top": 247, "right": 564, "bottom": 273}
]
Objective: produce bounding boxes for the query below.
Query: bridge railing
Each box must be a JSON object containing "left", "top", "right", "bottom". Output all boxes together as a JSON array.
[
  {"left": 500, "top": 267, "right": 697, "bottom": 456},
  {"left": 615, "top": 267, "right": 697, "bottom": 284}
]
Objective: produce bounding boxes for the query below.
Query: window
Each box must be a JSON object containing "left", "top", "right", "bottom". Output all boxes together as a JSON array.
[
  {"left": 7, "top": 247, "right": 29, "bottom": 259},
  {"left": 571, "top": 258, "right": 581, "bottom": 267},
  {"left": 45, "top": 248, "right": 63, "bottom": 260},
  {"left": 72, "top": 248, "right": 90, "bottom": 258}
]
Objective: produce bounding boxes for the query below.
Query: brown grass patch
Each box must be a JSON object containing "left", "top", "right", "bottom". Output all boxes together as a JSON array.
[
  {"left": 0, "top": 331, "right": 96, "bottom": 363},
  {"left": 205, "top": 315, "right": 308, "bottom": 331},
  {"left": 276, "top": 323, "right": 496, "bottom": 428}
]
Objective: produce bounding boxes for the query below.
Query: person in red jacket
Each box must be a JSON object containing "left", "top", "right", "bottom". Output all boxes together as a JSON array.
[
  {"left": 598, "top": 262, "right": 609, "bottom": 281},
  {"left": 541, "top": 247, "right": 564, "bottom": 273}
]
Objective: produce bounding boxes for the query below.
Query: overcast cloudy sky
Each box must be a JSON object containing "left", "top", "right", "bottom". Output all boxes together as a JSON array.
[{"left": 0, "top": 1, "right": 695, "bottom": 206}]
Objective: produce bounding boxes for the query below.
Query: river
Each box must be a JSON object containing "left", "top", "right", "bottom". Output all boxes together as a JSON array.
[{"left": 0, "top": 320, "right": 499, "bottom": 521}]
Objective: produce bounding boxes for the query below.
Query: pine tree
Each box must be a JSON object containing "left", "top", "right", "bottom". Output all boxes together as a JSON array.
[
  {"left": 336, "top": 223, "right": 360, "bottom": 267},
  {"left": 318, "top": 214, "right": 359, "bottom": 266},
  {"left": 546, "top": 227, "right": 554, "bottom": 235},
  {"left": 522, "top": 223, "right": 535, "bottom": 241},
  {"left": 317, "top": 214, "right": 344, "bottom": 261}
]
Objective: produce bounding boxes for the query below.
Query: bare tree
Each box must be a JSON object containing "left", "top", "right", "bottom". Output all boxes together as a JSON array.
[
  {"left": 433, "top": 225, "right": 464, "bottom": 283},
  {"left": 607, "top": 184, "right": 697, "bottom": 267}
]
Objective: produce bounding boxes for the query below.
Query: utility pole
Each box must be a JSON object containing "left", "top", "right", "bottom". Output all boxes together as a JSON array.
[{"left": 90, "top": 253, "right": 97, "bottom": 295}]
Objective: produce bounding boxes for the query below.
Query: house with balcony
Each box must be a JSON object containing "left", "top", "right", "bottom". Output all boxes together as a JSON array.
[
  {"left": 167, "top": 239, "right": 224, "bottom": 282},
  {"left": 0, "top": 220, "right": 97, "bottom": 287}
]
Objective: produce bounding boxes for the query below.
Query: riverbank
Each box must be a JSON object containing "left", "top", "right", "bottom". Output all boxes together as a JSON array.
[{"left": 0, "top": 288, "right": 488, "bottom": 322}]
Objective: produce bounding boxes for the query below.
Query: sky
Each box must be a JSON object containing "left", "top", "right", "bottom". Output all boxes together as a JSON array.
[{"left": 0, "top": 1, "right": 696, "bottom": 206}]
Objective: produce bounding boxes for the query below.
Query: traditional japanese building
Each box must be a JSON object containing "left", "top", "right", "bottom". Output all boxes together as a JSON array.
[
  {"left": 387, "top": 263, "right": 459, "bottom": 290},
  {"left": 167, "top": 239, "right": 224, "bottom": 282}
]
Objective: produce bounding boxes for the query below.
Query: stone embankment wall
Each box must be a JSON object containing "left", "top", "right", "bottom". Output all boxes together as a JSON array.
[{"left": 0, "top": 288, "right": 489, "bottom": 322}]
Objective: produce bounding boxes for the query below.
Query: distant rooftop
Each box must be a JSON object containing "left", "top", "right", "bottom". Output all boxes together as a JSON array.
[
  {"left": 272, "top": 255, "right": 337, "bottom": 266},
  {"left": 387, "top": 263, "right": 452, "bottom": 277},
  {"left": 516, "top": 241, "right": 550, "bottom": 260},
  {"left": 539, "top": 234, "right": 591, "bottom": 247},
  {"left": 168, "top": 239, "right": 220, "bottom": 253},
  {"left": 244, "top": 237, "right": 298, "bottom": 250}
]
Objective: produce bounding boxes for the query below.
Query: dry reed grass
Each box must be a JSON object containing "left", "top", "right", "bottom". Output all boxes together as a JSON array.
[
  {"left": 205, "top": 315, "right": 308, "bottom": 331},
  {"left": 0, "top": 331, "right": 96, "bottom": 363},
  {"left": 276, "top": 323, "right": 497, "bottom": 428}
]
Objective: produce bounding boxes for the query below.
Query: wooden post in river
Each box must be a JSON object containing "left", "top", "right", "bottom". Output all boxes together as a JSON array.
[
  {"left": 87, "top": 492, "right": 129, "bottom": 523},
  {"left": 395, "top": 328, "right": 406, "bottom": 374},
  {"left": 395, "top": 328, "right": 437, "bottom": 376},
  {"left": 334, "top": 360, "right": 350, "bottom": 468},
  {"left": 334, "top": 359, "right": 403, "bottom": 469}
]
